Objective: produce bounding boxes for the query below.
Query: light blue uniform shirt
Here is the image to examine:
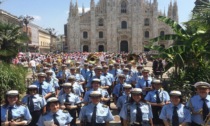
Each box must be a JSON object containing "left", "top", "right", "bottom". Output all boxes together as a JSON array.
[
  {"left": 37, "top": 109, "right": 72, "bottom": 126},
  {"left": 79, "top": 103, "right": 114, "bottom": 123},
  {"left": 87, "top": 75, "right": 111, "bottom": 88},
  {"left": 131, "top": 72, "right": 142, "bottom": 83},
  {"left": 119, "top": 102, "right": 153, "bottom": 123},
  {"left": 58, "top": 92, "right": 81, "bottom": 105},
  {"left": 71, "top": 73, "right": 85, "bottom": 82},
  {"left": 1, "top": 104, "right": 32, "bottom": 124},
  {"left": 45, "top": 77, "right": 59, "bottom": 89},
  {"left": 56, "top": 70, "right": 71, "bottom": 80},
  {"left": 58, "top": 82, "right": 84, "bottom": 97},
  {"left": 83, "top": 88, "right": 110, "bottom": 103},
  {"left": 159, "top": 103, "right": 191, "bottom": 124},
  {"left": 112, "top": 83, "right": 126, "bottom": 97},
  {"left": 145, "top": 89, "right": 170, "bottom": 103},
  {"left": 85, "top": 71, "right": 95, "bottom": 88},
  {"left": 186, "top": 94, "right": 210, "bottom": 125},
  {"left": 33, "top": 81, "right": 54, "bottom": 96},
  {"left": 102, "top": 73, "right": 115, "bottom": 83},
  {"left": 81, "top": 68, "right": 89, "bottom": 79},
  {"left": 136, "top": 77, "right": 152, "bottom": 95},
  {"left": 21, "top": 94, "right": 47, "bottom": 111},
  {"left": 116, "top": 94, "right": 131, "bottom": 109}
]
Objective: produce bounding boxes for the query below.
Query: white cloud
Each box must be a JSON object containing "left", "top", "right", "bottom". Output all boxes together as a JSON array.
[
  {"left": 78, "top": 7, "right": 90, "bottom": 13},
  {"left": 32, "top": 15, "right": 42, "bottom": 21}
]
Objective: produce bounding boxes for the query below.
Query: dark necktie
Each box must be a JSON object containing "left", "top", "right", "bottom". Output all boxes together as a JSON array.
[
  {"left": 39, "top": 83, "right": 42, "bottom": 95},
  {"left": 145, "top": 80, "right": 149, "bottom": 94},
  {"left": 8, "top": 106, "right": 13, "bottom": 121},
  {"left": 91, "top": 105, "right": 97, "bottom": 125},
  {"left": 90, "top": 71, "right": 93, "bottom": 78},
  {"left": 29, "top": 96, "right": 34, "bottom": 112},
  {"left": 172, "top": 106, "right": 179, "bottom": 126},
  {"left": 126, "top": 95, "right": 130, "bottom": 102},
  {"left": 202, "top": 98, "right": 209, "bottom": 121},
  {"left": 53, "top": 113, "right": 60, "bottom": 126},
  {"left": 145, "top": 80, "right": 149, "bottom": 87},
  {"left": 119, "top": 85, "right": 123, "bottom": 96},
  {"left": 136, "top": 103, "right": 142, "bottom": 123},
  {"left": 85, "top": 69, "right": 87, "bottom": 74},
  {"left": 114, "top": 69, "right": 117, "bottom": 77},
  {"left": 156, "top": 90, "right": 161, "bottom": 103},
  {"left": 65, "top": 94, "right": 70, "bottom": 103}
]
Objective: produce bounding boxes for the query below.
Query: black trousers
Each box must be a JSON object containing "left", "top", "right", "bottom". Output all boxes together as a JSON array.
[
  {"left": 28, "top": 110, "right": 41, "bottom": 126},
  {"left": 151, "top": 106, "right": 163, "bottom": 125},
  {"left": 67, "top": 109, "right": 77, "bottom": 126}
]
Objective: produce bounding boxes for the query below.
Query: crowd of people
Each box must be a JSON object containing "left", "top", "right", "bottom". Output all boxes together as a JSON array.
[{"left": 1, "top": 52, "right": 210, "bottom": 126}]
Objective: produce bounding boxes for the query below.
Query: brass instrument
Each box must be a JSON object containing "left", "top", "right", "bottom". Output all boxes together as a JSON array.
[
  {"left": 66, "top": 58, "right": 75, "bottom": 67},
  {"left": 127, "top": 54, "right": 139, "bottom": 67},
  {"left": 87, "top": 54, "right": 99, "bottom": 65},
  {"left": 109, "top": 59, "right": 116, "bottom": 65},
  {"left": 203, "top": 113, "right": 210, "bottom": 126}
]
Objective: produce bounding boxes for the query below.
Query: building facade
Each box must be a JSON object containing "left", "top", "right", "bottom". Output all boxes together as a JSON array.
[{"left": 67, "top": 0, "right": 178, "bottom": 53}]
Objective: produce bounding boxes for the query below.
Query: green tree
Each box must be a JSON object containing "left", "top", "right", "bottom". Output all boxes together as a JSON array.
[{"left": 0, "top": 22, "right": 28, "bottom": 63}]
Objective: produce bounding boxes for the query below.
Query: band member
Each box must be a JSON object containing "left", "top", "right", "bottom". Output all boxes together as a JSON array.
[
  {"left": 37, "top": 97, "right": 72, "bottom": 126},
  {"left": 22, "top": 85, "right": 47, "bottom": 126},
  {"left": 136, "top": 69, "right": 153, "bottom": 94},
  {"left": 102, "top": 65, "right": 115, "bottom": 96},
  {"left": 145, "top": 79, "right": 170, "bottom": 126},
  {"left": 69, "top": 67, "right": 85, "bottom": 86},
  {"left": 79, "top": 91, "right": 114, "bottom": 126},
  {"left": 45, "top": 70, "right": 60, "bottom": 97},
  {"left": 32, "top": 72, "right": 54, "bottom": 99},
  {"left": 58, "top": 83, "right": 81, "bottom": 126},
  {"left": 116, "top": 84, "right": 132, "bottom": 126},
  {"left": 186, "top": 81, "right": 210, "bottom": 126},
  {"left": 85, "top": 64, "right": 95, "bottom": 89},
  {"left": 83, "top": 78, "right": 110, "bottom": 105},
  {"left": 1, "top": 90, "right": 32, "bottom": 126},
  {"left": 131, "top": 65, "right": 144, "bottom": 85},
  {"left": 119, "top": 88, "right": 153, "bottom": 126},
  {"left": 56, "top": 64, "right": 70, "bottom": 85},
  {"left": 113, "top": 74, "right": 126, "bottom": 104},
  {"left": 81, "top": 63, "right": 89, "bottom": 79},
  {"left": 159, "top": 90, "right": 191, "bottom": 126}
]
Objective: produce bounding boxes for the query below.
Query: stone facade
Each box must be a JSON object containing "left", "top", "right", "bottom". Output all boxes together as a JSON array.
[{"left": 67, "top": 0, "right": 178, "bottom": 53}]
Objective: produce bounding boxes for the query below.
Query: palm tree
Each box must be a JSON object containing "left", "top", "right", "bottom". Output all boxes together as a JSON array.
[{"left": 0, "top": 22, "right": 28, "bottom": 63}]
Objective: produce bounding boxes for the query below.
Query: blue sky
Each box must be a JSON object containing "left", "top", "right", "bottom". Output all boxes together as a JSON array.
[{"left": 1, "top": 0, "right": 195, "bottom": 35}]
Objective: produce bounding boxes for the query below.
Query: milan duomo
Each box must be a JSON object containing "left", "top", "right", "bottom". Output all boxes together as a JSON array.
[{"left": 66, "top": 0, "right": 178, "bottom": 53}]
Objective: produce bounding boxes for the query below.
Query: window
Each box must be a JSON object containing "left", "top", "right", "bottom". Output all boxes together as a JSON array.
[
  {"left": 99, "top": 31, "right": 103, "bottom": 38},
  {"left": 98, "top": 18, "right": 104, "bottom": 26},
  {"left": 121, "top": 21, "right": 127, "bottom": 29},
  {"left": 83, "top": 31, "right": 88, "bottom": 39},
  {"left": 145, "top": 31, "right": 149, "bottom": 38},
  {"left": 160, "top": 31, "right": 165, "bottom": 36},
  {"left": 121, "top": 1, "right": 127, "bottom": 13},
  {"left": 144, "top": 18, "right": 150, "bottom": 26}
]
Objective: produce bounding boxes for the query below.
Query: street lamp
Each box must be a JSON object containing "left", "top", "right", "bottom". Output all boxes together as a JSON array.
[
  {"left": 46, "top": 28, "right": 55, "bottom": 53},
  {"left": 19, "top": 15, "right": 34, "bottom": 53}
]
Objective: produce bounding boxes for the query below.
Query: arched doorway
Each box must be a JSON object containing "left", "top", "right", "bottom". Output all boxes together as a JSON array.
[
  {"left": 98, "top": 45, "right": 104, "bottom": 52},
  {"left": 83, "top": 45, "right": 89, "bottom": 52},
  {"left": 120, "top": 41, "right": 128, "bottom": 53}
]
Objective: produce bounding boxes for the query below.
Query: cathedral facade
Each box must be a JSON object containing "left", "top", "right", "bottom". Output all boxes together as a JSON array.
[{"left": 67, "top": 0, "right": 178, "bottom": 53}]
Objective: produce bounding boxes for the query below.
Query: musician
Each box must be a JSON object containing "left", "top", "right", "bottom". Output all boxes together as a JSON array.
[
  {"left": 56, "top": 64, "right": 71, "bottom": 85},
  {"left": 145, "top": 79, "right": 170, "bottom": 126},
  {"left": 69, "top": 67, "right": 85, "bottom": 86},
  {"left": 119, "top": 88, "right": 153, "bottom": 126},
  {"left": 87, "top": 66, "right": 111, "bottom": 90},
  {"left": 159, "top": 90, "right": 191, "bottom": 126},
  {"left": 131, "top": 65, "right": 144, "bottom": 85},
  {"left": 21, "top": 85, "right": 47, "bottom": 126},
  {"left": 37, "top": 97, "right": 72, "bottom": 126},
  {"left": 1, "top": 90, "right": 32, "bottom": 126},
  {"left": 113, "top": 74, "right": 127, "bottom": 104},
  {"left": 136, "top": 69, "right": 153, "bottom": 95},
  {"left": 85, "top": 64, "right": 95, "bottom": 89},
  {"left": 83, "top": 78, "right": 110, "bottom": 105},
  {"left": 58, "top": 83, "right": 81, "bottom": 126},
  {"left": 45, "top": 70, "right": 59, "bottom": 97},
  {"left": 186, "top": 81, "right": 210, "bottom": 126},
  {"left": 122, "top": 67, "right": 133, "bottom": 84},
  {"left": 52, "top": 62, "right": 59, "bottom": 74},
  {"left": 32, "top": 72, "right": 54, "bottom": 99},
  {"left": 80, "top": 63, "right": 89, "bottom": 79},
  {"left": 46, "top": 63, "right": 56, "bottom": 78},
  {"left": 79, "top": 91, "right": 114, "bottom": 126},
  {"left": 108, "top": 64, "right": 115, "bottom": 76},
  {"left": 116, "top": 84, "right": 132, "bottom": 126}
]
